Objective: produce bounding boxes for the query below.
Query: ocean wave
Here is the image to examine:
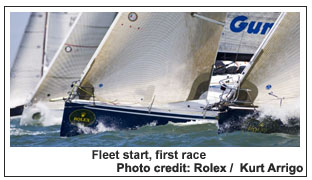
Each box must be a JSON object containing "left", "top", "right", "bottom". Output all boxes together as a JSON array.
[
  {"left": 77, "top": 122, "right": 115, "bottom": 134},
  {"left": 168, "top": 119, "right": 217, "bottom": 126},
  {"left": 257, "top": 98, "right": 300, "bottom": 125},
  {"left": 10, "top": 127, "right": 59, "bottom": 136}
]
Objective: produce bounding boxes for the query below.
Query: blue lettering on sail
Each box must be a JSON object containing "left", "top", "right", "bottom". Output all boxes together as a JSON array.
[
  {"left": 260, "top": 22, "right": 274, "bottom": 34},
  {"left": 247, "top": 21, "right": 263, "bottom": 34},
  {"left": 230, "top": 15, "right": 274, "bottom": 35},
  {"left": 230, "top": 16, "right": 248, "bottom": 32}
]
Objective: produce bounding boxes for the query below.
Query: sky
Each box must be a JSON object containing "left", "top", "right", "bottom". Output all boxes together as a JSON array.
[{"left": 10, "top": 12, "right": 31, "bottom": 68}]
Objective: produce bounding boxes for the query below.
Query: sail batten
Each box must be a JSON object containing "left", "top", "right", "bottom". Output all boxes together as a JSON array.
[{"left": 80, "top": 12, "right": 226, "bottom": 106}]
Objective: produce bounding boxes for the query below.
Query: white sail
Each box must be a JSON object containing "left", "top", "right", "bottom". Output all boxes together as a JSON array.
[
  {"left": 44, "top": 12, "right": 79, "bottom": 68},
  {"left": 235, "top": 12, "right": 300, "bottom": 111},
  {"left": 80, "top": 12, "right": 226, "bottom": 106},
  {"left": 30, "top": 12, "right": 117, "bottom": 104},
  {"left": 10, "top": 13, "right": 31, "bottom": 69},
  {"left": 10, "top": 12, "right": 48, "bottom": 108},
  {"left": 218, "top": 12, "right": 280, "bottom": 55}
]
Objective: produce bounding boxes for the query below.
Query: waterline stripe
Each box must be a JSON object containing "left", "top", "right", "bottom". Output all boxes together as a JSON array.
[{"left": 86, "top": 106, "right": 217, "bottom": 120}]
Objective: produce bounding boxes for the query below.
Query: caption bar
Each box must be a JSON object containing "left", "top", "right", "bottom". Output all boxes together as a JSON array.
[{"left": 92, "top": 150, "right": 304, "bottom": 175}]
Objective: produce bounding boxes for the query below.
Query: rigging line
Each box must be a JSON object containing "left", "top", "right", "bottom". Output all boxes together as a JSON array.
[
  {"left": 64, "top": 43, "right": 98, "bottom": 48},
  {"left": 191, "top": 12, "right": 225, "bottom": 26},
  {"left": 219, "top": 13, "right": 229, "bottom": 62},
  {"left": 41, "top": 12, "right": 48, "bottom": 77},
  {"left": 87, "top": 25, "right": 111, "bottom": 29},
  {"left": 24, "top": 30, "right": 44, "bottom": 33},
  {"left": 235, "top": 26, "right": 245, "bottom": 62},
  {"left": 49, "top": 76, "right": 80, "bottom": 79},
  {"left": 224, "top": 14, "right": 227, "bottom": 61},
  {"left": 148, "top": 96, "right": 156, "bottom": 113}
]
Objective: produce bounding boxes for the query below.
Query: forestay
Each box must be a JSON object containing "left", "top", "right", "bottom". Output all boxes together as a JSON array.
[
  {"left": 10, "top": 12, "right": 47, "bottom": 108},
  {"left": 235, "top": 12, "right": 300, "bottom": 108},
  {"left": 31, "top": 12, "right": 117, "bottom": 103},
  {"left": 80, "top": 12, "right": 226, "bottom": 106}
]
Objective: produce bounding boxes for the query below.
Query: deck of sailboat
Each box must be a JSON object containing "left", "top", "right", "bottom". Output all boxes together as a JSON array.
[{"left": 69, "top": 99, "right": 219, "bottom": 120}]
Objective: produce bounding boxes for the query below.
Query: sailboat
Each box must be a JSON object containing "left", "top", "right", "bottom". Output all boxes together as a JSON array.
[
  {"left": 10, "top": 12, "right": 78, "bottom": 117},
  {"left": 20, "top": 12, "right": 117, "bottom": 126},
  {"left": 216, "top": 12, "right": 300, "bottom": 133},
  {"left": 60, "top": 12, "right": 227, "bottom": 136},
  {"left": 208, "top": 12, "right": 281, "bottom": 104}
]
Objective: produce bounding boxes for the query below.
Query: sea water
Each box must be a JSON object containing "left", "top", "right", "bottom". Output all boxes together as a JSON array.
[{"left": 10, "top": 117, "right": 299, "bottom": 147}]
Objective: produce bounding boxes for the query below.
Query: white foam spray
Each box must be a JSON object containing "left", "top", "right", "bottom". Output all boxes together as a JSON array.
[
  {"left": 10, "top": 127, "right": 59, "bottom": 136},
  {"left": 169, "top": 119, "right": 217, "bottom": 126},
  {"left": 77, "top": 122, "right": 115, "bottom": 134},
  {"left": 20, "top": 102, "right": 63, "bottom": 126},
  {"left": 146, "top": 121, "right": 157, "bottom": 127},
  {"left": 257, "top": 98, "right": 300, "bottom": 124}
]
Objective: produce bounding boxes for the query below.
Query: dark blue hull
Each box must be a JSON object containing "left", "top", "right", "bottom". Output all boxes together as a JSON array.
[
  {"left": 10, "top": 105, "right": 24, "bottom": 117},
  {"left": 218, "top": 107, "right": 255, "bottom": 133},
  {"left": 217, "top": 107, "right": 300, "bottom": 134},
  {"left": 60, "top": 101, "right": 217, "bottom": 137}
]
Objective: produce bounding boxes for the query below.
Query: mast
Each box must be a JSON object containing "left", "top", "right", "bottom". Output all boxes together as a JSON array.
[{"left": 40, "top": 12, "right": 48, "bottom": 77}]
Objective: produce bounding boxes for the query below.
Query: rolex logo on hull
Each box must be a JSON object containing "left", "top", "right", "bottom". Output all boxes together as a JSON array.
[{"left": 69, "top": 109, "right": 96, "bottom": 126}]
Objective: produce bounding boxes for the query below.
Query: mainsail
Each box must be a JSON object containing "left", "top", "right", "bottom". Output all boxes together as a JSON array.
[
  {"left": 80, "top": 12, "right": 226, "bottom": 106},
  {"left": 10, "top": 12, "right": 48, "bottom": 108},
  {"left": 30, "top": 12, "right": 117, "bottom": 104},
  {"left": 233, "top": 12, "right": 300, "bottom": 109}
]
